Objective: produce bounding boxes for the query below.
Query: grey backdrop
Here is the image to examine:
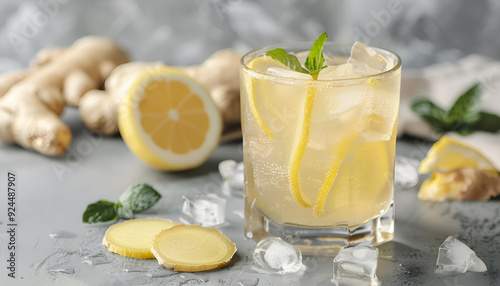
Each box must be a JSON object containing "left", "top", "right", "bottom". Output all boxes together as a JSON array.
[{"left": 1, "top": 0, "right": 498, "bottom": 72}]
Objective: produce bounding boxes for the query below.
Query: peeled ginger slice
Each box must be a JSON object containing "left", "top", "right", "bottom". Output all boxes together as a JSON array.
[
  {"left": 151, "top": 224, "right": 237, "bottom": 272},
  {"left": 103, "top": 218, "right": 180, "bottom": 259}
]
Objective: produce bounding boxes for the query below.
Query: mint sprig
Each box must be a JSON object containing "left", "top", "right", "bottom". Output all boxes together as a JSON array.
[
  {"left": 83, "top": 200, "right": 118, "bottom": 223},
  {"left": 304, "top": 32, "right": 328, "bottom": 76},
  {"left": 411, "top": 83, "right": 500, "bottom": 135},
  {"left": 83, "top": 183, "right": 161, "bottom": 223},
  {"left": 266, "top": 32, "right": 328, "bottom": 79},
  {"left": 446, "top": 83, "right": 482, "bottom": 126},
  {"left": 266, "top": 48, "right": 308, "bottom": 74}
]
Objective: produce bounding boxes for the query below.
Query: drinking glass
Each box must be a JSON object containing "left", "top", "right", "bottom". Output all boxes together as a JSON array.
[{"left": 240, "top": 42, "right": 401, "bottom": 255}]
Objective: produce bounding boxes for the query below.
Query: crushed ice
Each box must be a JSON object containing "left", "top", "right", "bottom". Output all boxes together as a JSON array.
[
  {"left": 436, "top": 236, "right": 487, "bottom": 274},
  {"left": 333, "top": 245, "right": 379, "bottom": 285},
  {"left": 219, "top": 160, "right": 244, "bottom": 196},
  {"left": 253, "top": 237, "right": 303, "bottom": 275}
]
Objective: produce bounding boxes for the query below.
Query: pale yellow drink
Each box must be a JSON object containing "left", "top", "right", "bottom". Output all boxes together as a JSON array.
[{"left": 241, "top": 42, "right": 401, "bottom": 250}]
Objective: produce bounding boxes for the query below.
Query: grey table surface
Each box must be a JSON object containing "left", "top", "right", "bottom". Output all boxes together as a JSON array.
[{"left": 0, "top": 108, "right": 499, "bottom": 286}]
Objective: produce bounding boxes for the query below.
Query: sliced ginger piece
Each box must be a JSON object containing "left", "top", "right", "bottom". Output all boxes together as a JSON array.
[
  {"left": 102, "top": 218, "right": 180, "bottom": 259},
  {"left": 151, "top": 224, "right": 236, "bottom": 272},
  {"left": 418, "top": 167, "right": 500, "bottom": 201}
]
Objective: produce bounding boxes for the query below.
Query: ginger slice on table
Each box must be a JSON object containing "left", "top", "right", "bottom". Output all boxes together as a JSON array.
[
  {"left": 103, "top": 218, "right": 180, "bottom": 259},
  {"left": 418, "top": 167, "right": 500, "bottom": 201},
  {"left": 151, "top": 224, "right": 237, "bottom": 272}
]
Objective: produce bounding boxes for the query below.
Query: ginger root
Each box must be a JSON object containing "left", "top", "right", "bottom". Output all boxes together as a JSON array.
[
  {"left": 418, "top": 167, "right": 500, "bottom": 201},
  {"left": 80, "top": 49, "right": 243, "bottom": 140},
  {"left": 0, "top": 37, "right": 129, "bottom": 156},
  {"left": 80, "top": 61, "right": 164, "bottom": 135},
  {"left": 183, "top": 50, "right": 242, "bottom": 139}
]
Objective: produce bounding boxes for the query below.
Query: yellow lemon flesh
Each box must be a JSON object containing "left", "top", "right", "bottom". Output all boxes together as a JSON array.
[
  {"left": 419, "top": 136, "right": 497, "bottom": 175},
  {"left": 418, "top": 136, "right": 499, "bottom": 201},
  {"left": 119, "top": 66, "right": 222, "bottom": 171}
]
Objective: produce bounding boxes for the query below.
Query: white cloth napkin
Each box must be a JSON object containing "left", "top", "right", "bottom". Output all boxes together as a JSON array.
[{"left": 398, "top": 54, "right": 500, "bottom": 169}]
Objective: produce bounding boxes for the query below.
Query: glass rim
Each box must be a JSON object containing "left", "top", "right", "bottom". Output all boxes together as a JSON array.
[{"left": 240, "top": 42, "right": 402, "bottom": 83}]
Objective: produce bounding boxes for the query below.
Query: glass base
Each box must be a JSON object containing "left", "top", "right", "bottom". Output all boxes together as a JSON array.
[{"left": 244, "top": 199, "right": 394, "bottom": 256}]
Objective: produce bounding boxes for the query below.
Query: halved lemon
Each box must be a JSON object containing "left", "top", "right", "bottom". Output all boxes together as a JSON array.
[
  {"left": 119, "top": 66, "right": 222, "bottom": 171},
  {"left": 419, "top": 136, "right": 497, "bottom": 175}
]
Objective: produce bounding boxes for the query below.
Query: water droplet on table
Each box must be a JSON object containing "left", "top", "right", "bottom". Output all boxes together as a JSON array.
[
  {"left": 49, "top": 231, "right": 76, "bottom": 239},
  {"left": 49, "top": 267, "right": 74, "bottom": 274},
  {"left": 123, "top": 268, "right": 146, "bottom": 273},
  {"left": 238, "top": 277, "right": 259, "bottom": 286}
]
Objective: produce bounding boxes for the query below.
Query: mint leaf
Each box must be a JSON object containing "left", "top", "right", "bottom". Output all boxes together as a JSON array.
[
  {"left": 83, "top": 200, "right": 118, "bottom": 223},
  {"left": 411, "top": 99, "right": 447, "bottom": 122},
  {"left": 411, "top": 83, "right": 500, "bottom": 136},
  {"left": 267, "top": 48, "right": 308, "bottom": 74},
  {"left": 266, "top": 32, "right": 329, "bottom": 78},
  {"left": 446, "top": 83, "right": 481, "bottom": 125},
  {"left": 114, "top": 202, "right": 134, "bottom": 219},
  {"left": 83, "top": 183, "right": 162, "bottom": 224},
  {"left": 305, "top": 32, "right": 328, "bottom": 76},
  {"left": 472, "top": 112, "right": 500, "bottom": 133},
  {"left": 118, "top": 183, "right": 161, "bottom": 214},
  {"left": 411, "top": 99, "right": 450, "bottom": 133}
]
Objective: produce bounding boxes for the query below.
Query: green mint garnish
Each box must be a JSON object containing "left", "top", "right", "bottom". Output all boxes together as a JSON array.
[
  {"left": 304, "top": 32, "right": 328, "bottom": 76},
  {"left": 266, "top": 32, "right": 328, "bottom": 79},
  {"left": 266, "top": 48, "right": 308, "bottom": 74},
  {"left": 411, "top": 83, "right": 500, "bottom": 135},
  {"left": 82, "top": 183, "right": 162, "bottom": 224}
]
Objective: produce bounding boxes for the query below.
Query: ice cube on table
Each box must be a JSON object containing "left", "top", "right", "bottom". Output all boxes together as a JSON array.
[
  {"left": 253, "top": 237, "right": 303, "bottom": 274},
  {"left": 394, "top": 155, "right": 419, "bottom": 189},
  {"left": 267, "top": 67, "right": 313, "bottom": 80},
  {"left": 436, "top": 236, "right": 487, "bottom": 274},
  {"left": 333, "top": 246, "right": 379, "bottom": 285},
  {"left": 180, "top": 193, "right": 226, "bottom": 227},
  {"left": 219, "top": 160, "right": 244, "bottom": 196},
  {"left": 219, "top": 159, "right": 237, "bottom": 179},
  {"left": 348, "top": 42, "right": 394, "bottom": 75}
]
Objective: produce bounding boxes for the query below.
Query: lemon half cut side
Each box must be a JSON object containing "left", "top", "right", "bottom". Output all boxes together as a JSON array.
[
  {"left": 119, "top": 67, "right": 222, "bottom": 171},
  {"left": 419, "top": 136, "right": 497, "bottom": 175}
]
